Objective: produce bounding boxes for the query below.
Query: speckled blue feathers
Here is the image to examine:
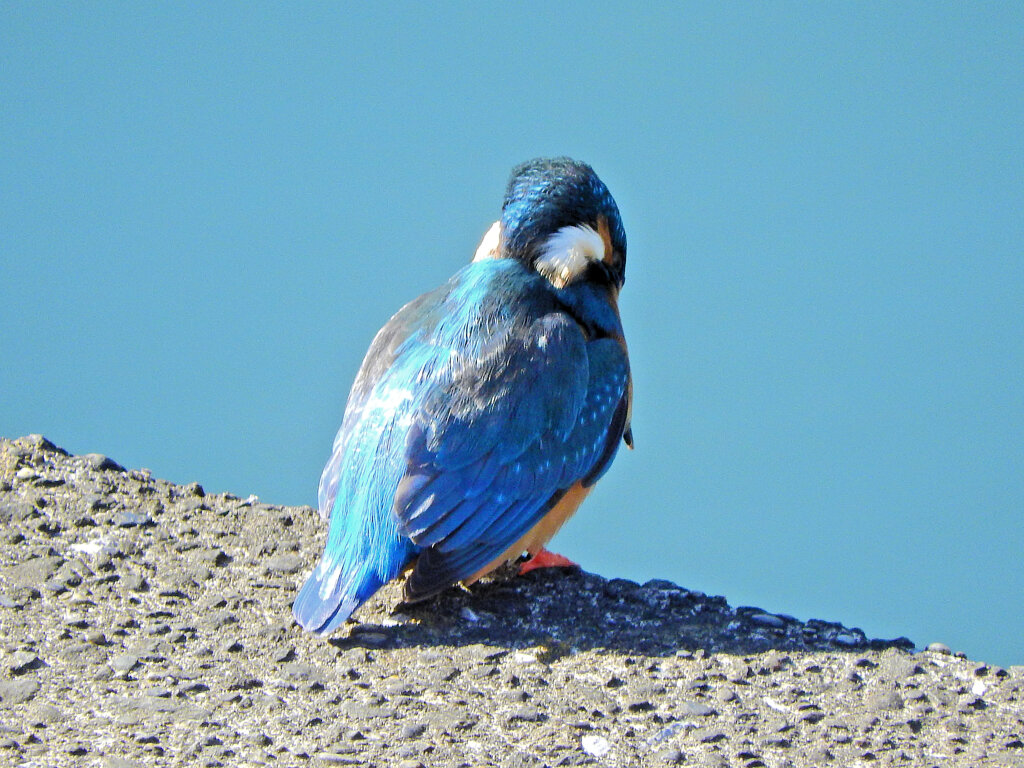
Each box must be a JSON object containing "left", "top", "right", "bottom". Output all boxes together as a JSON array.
[{"left": 293, "top": 158, "right": 632, "bottom": 634}]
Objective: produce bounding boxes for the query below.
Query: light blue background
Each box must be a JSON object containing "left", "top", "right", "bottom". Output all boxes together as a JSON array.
[{"left": 3, "top": 5, "right": 1021, "bottom": 666}]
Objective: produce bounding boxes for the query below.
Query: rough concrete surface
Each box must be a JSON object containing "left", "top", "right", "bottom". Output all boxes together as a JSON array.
[{"left": 0, "top": 434, "right": 1021, "bottom": 767}]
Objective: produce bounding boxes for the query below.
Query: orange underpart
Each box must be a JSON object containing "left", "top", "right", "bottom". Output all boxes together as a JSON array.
[{"left": 517, "top": 548, "right": 578, "bottom": 575}]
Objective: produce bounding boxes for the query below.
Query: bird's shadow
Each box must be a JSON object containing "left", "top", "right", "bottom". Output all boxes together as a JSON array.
[{"left": 323, "top": 566, "right": 914, "bottom": 659}]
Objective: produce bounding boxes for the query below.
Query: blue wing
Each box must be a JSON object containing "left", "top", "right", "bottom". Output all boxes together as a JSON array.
[
  {"left": 293, "top": 258, "right": 629, "bottom": 632},
  {"left": 397, "top": 314, "right": 629, "bottom": 601}
]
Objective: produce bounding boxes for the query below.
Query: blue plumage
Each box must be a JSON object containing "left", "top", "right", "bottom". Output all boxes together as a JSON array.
[{"left": 294, "top": 158, "right": 632, "bottom": 633}]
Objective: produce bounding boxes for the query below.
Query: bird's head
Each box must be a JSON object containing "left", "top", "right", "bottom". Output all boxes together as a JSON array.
[{"left": 474, "top": 158, "right": 626, "bottom": 293}]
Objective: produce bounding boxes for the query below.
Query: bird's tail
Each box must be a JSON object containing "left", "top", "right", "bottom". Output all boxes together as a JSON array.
[
  {"left": 295, "top": 455, "right": 417, "bottom": 634},
  {"left": 292, "top": 563, "right": 383, "bottom": 634}
]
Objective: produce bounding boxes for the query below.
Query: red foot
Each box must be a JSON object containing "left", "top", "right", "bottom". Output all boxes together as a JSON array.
[{"left": 517, "top": 548, "right": 578, "bottom": 575}]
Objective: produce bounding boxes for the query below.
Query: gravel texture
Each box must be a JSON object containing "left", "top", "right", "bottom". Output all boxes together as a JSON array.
[{"left": 1, "top": 434, "right": 1022, "bottom": 767}]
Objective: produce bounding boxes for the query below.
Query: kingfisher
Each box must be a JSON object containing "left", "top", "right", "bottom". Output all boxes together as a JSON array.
[{"left": 293, "top": 157, "right": 633, "bottom": 633}]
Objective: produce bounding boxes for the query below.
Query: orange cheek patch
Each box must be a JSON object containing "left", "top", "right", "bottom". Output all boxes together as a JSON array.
[{"left": 597, "top": 215, "right": 617, "bottom": 268}]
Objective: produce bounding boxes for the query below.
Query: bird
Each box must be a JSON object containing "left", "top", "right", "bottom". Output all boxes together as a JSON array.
[{"left": 293, "top": 157, "right": 633, "bottom": 634}]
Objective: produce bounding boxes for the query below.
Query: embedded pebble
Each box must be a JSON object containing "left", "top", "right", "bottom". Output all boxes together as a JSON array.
[
  {"left": 265, "top": 553, "right": 304, "bottom": 574},
  {"left": 85, "top": 454, "right": 125, "bottom": 473},
  {"left": 715, "top": 687, "right": 738, "bottom": 703},
  {"left": 750, "top": 612, "right": 786, "bottom": 629},
  {"left": 9, "top": 651, "right": 42, "bottom": 675},
  {"left": 112, "top": 509, "right": 151, "bottom": 527},
  {"left": 582, "top": 735, "right": 611, "bottom": 757},
  {"left": 0, "top": 679, "right": 40, "bottom": 705},
  {"left": 0, "top": 435, "right": 1017, "bottom": 768},
  {"left": 679, "top": 700, "right": 716, "bottom": 717},
  {"left": 866, "top": 689, "right": 904, "bottom": 711},
  {"left": 657, "top": 746, "right": 685, "bottom": 764}
]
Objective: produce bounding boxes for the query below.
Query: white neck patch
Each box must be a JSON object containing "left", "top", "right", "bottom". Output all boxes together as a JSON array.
[
  {"left": 535, "top": 224, "right": 605, "bottom": 289},
  {"left": 472, "top": 221, "right": 501, "bottom": 262}
]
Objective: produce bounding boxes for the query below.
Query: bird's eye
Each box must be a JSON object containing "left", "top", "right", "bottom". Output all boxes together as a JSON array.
[{"left": 586, "top": 260, "right": 615, "bottom": 286}]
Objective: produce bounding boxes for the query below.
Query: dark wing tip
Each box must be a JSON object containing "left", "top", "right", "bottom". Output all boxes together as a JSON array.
[{"left": 402, "top": 548, "right": 459, "bottom": 603}]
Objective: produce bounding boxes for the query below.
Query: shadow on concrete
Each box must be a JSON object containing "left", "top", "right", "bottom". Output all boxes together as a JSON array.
[{"left": 326, "top": 566, "right": 915, "bottom": 658}]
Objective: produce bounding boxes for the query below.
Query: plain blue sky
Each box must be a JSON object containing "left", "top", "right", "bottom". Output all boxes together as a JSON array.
[{"left": 3, "top": 4, "right": 1022, "bottom": 666}]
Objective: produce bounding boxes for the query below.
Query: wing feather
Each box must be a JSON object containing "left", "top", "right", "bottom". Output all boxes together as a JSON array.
[
  {"left": 296, "top": 258, "right": 630, "bottom": 630},
  {"left": 396, "top": 325, "right": 629, "bottom": 600}
]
